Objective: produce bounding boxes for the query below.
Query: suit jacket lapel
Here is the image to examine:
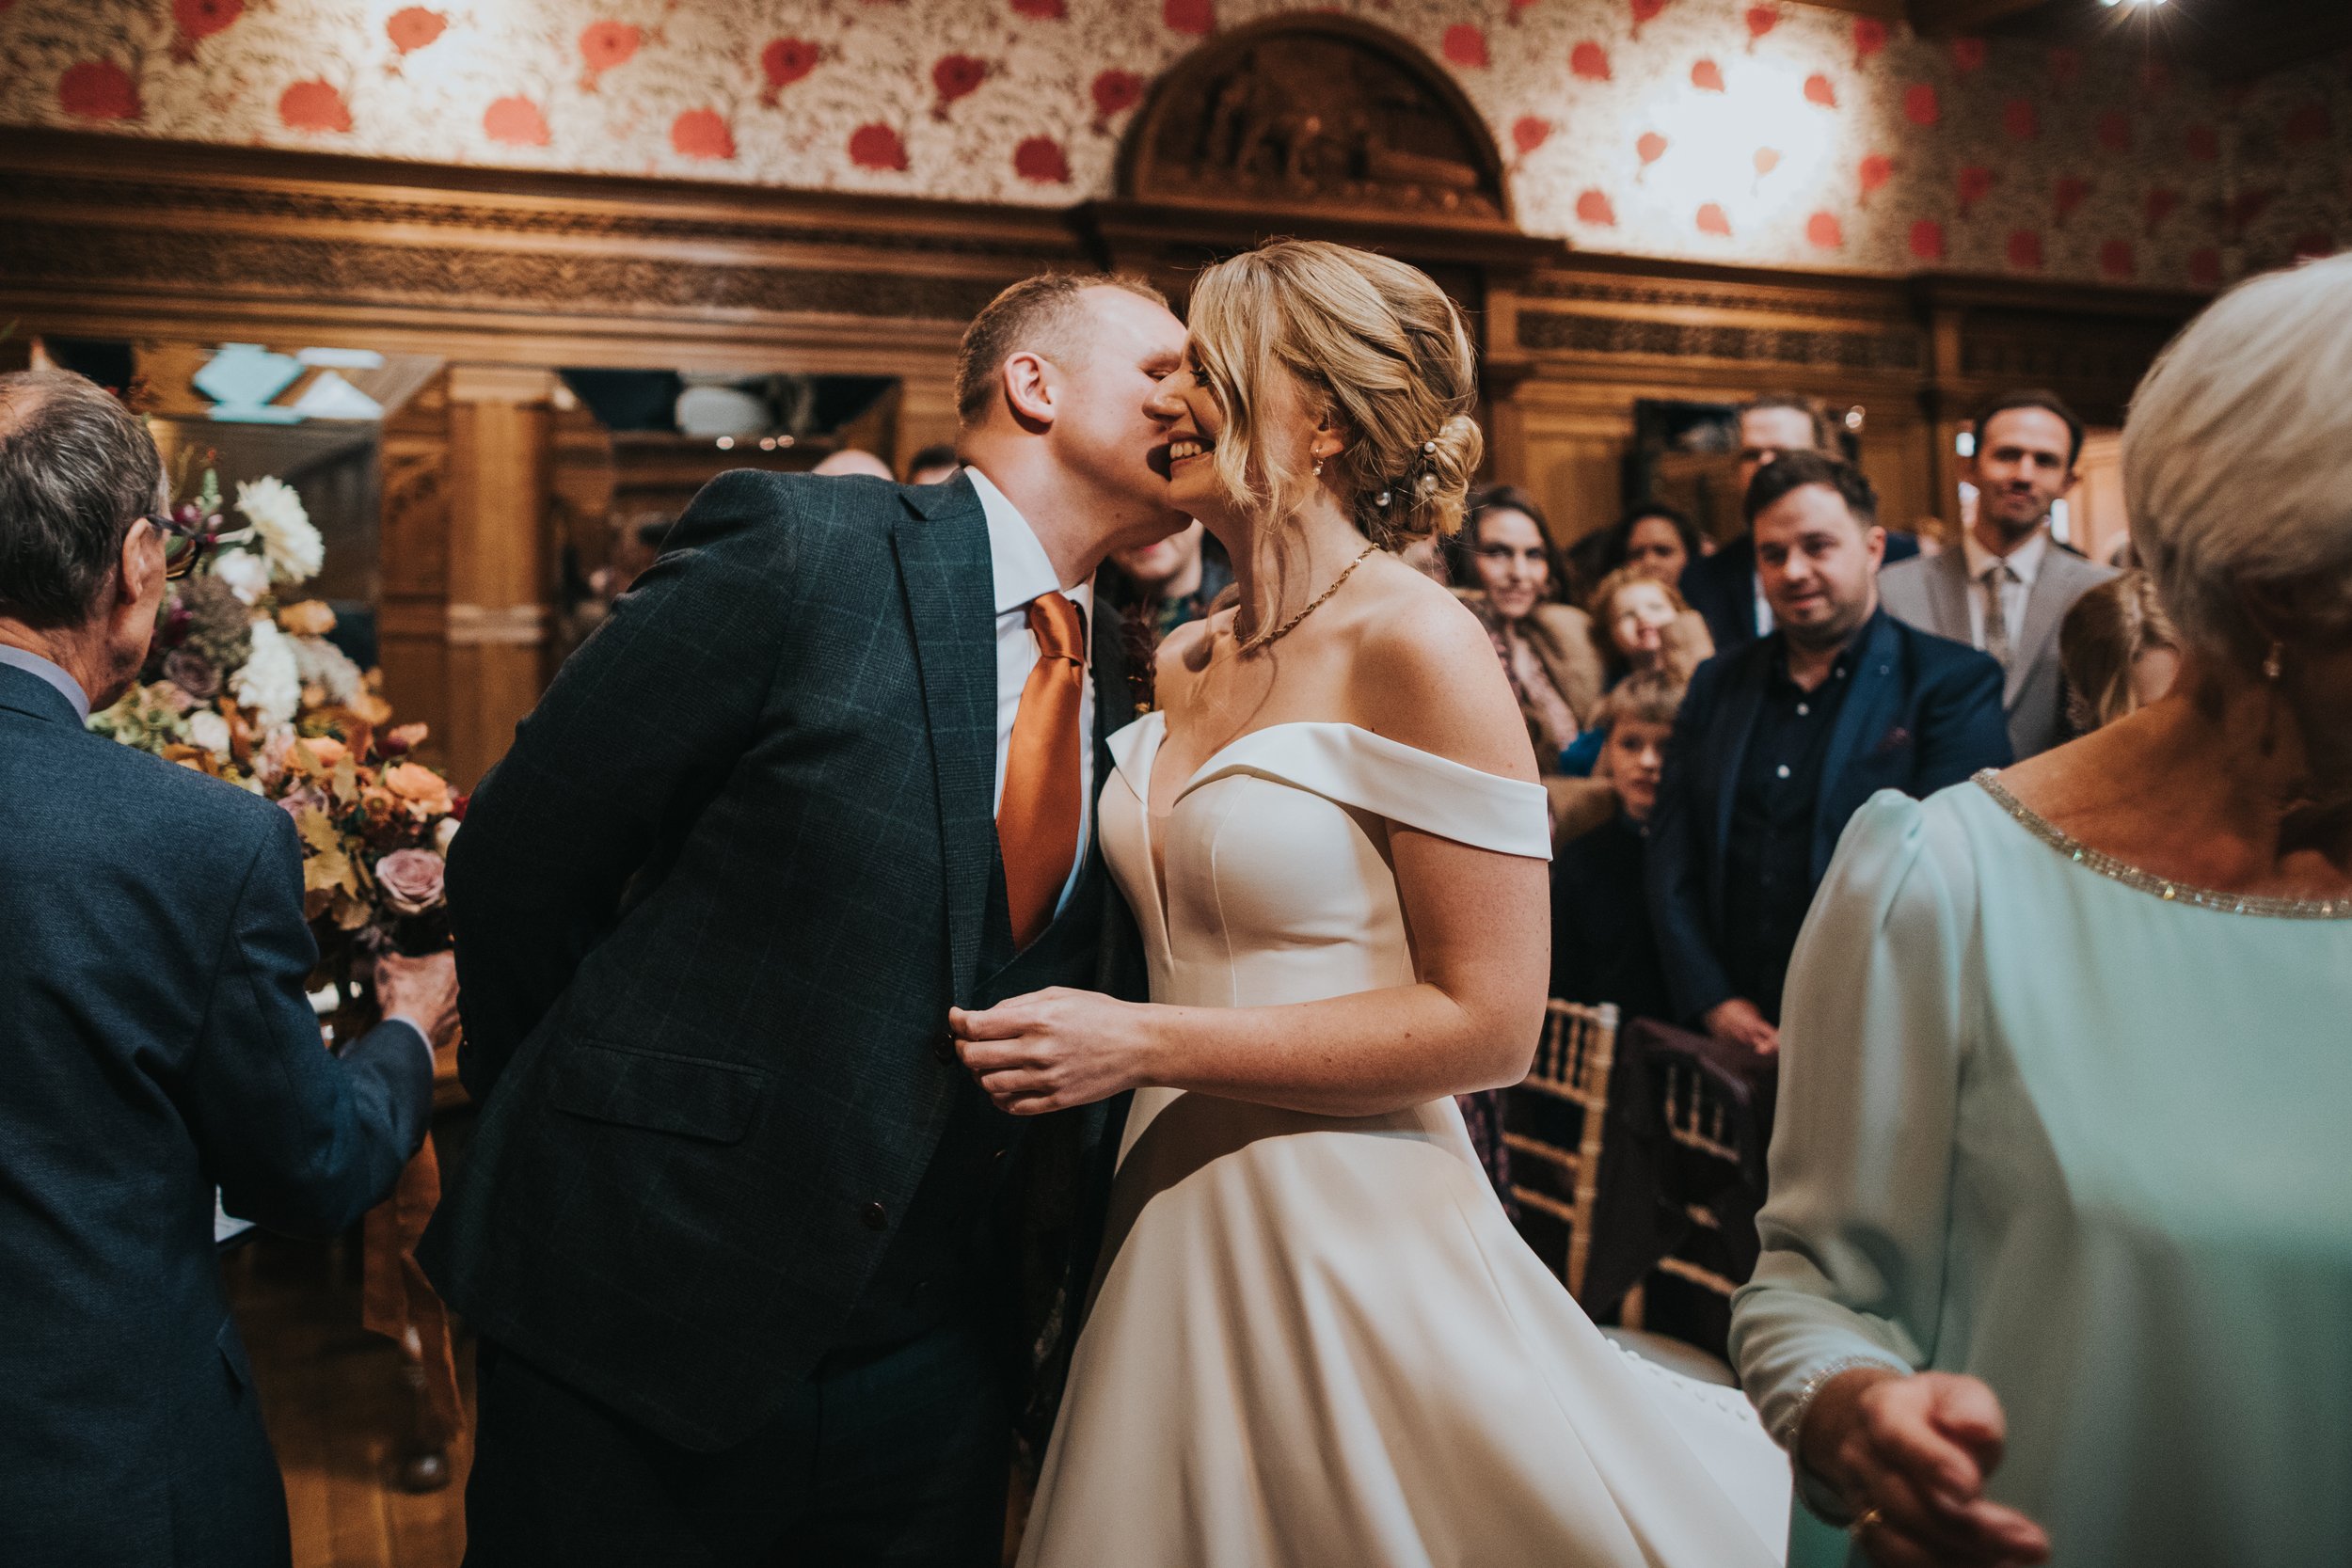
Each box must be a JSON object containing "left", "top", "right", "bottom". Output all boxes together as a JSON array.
[
  {"left": 1816, "top": 612, "right": 1900, "bottom": 851},
  {"left": 2008, "top": 553, "right": 2079, "bottom": 707},
  {"left": 892, "top": 477, "right": 998, "bottom": 1005},
  {"left": 1708, "top": 650, "right": 1770, "bottom": 919},
  {"left": 1928, "top": 549, "right": 1973, "bottom": 644}
]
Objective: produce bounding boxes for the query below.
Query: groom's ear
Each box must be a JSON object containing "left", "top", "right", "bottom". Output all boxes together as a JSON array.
[{"left": 1001, "top": 349, "right": 1057, "bottom": 433}]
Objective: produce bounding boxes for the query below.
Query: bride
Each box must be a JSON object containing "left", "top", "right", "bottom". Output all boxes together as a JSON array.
[{"left": 950, "top": 239, "right": 1786, "bottom": 1566}]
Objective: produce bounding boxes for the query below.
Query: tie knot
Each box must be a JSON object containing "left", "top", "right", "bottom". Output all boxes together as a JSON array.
[
  {"left": 1982, "top": 559, "right": 2015, "bottom": 586},
  {"left": 1027, "top": 592, "right": 1086, "bottom": 662}
]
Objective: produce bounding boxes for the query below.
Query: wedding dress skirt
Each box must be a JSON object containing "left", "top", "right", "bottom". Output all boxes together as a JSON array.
[{"left": 1018, "top": 716, "right": 1787, "bottom": 1568}]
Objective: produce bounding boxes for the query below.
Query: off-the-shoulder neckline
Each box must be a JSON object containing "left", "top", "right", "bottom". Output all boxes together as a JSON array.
[
  {"left": 1972, "top": 769, "right": 2351, "bottom": 921},
  {"left": 1116, "top": 712, "right": 1541, "bottom": 806}
]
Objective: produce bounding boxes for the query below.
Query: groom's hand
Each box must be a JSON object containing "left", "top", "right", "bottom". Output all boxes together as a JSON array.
[{"left": 949, "top": 988, "right": 1152, "bottom": 1116}]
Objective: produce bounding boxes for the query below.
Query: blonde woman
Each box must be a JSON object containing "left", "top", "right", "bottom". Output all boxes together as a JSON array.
[
  {"left": 952, "top": 241, "right": 1783, "bottom": 1565},
  {"left": 2057, "top": 569, "right": 2182, "bottom": 733}
]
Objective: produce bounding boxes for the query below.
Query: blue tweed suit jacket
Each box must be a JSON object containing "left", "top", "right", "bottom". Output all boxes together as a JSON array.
[{"left": 420, "top": 469, "right": 1143, "bottom": 1452}]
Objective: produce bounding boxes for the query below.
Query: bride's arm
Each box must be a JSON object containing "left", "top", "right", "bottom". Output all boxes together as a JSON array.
[{"left": 954, "top": 586, "right": 1551, "bottom": 1118}]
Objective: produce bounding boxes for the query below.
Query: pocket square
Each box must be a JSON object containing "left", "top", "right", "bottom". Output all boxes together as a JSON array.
[{"left": 1873, "top": 725, "right": 1915, "bottom": 755}]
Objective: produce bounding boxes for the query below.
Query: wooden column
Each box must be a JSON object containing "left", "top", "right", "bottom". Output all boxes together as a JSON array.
[
  {"left": 896, "top": 370, "right": 961, "bottom": 473},
  {"left": 443, "top": 365, "right": 556, "bottom": 789}
]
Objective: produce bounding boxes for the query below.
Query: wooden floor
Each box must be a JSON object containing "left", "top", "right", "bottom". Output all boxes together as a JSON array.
[{"left": 223, "top": 1232, "right": 473, "bottom": 1568}]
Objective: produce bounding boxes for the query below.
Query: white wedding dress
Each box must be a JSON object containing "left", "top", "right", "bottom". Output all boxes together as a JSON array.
[{"left": 1018, "top": 714, "right": 1788, "bottom": 1568}]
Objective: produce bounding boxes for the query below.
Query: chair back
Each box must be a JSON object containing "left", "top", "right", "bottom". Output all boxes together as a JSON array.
[{"left": 1504, "top": 1000, "right": 1619, "bottom": 1297}]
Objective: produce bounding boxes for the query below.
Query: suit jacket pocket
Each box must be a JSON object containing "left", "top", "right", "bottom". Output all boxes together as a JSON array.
[{"left": 547, "top": 1041, "right": 771, "bottom": 1144}]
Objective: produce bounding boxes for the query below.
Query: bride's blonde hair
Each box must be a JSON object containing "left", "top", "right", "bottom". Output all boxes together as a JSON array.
[{"left": 1184, "top": 239, "right": 1483, "bottom": 550}]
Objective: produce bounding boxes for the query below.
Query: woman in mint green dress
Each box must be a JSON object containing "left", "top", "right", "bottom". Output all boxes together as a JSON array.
[{"left": 1731, "top": 252, "right": 2352, "bottom": 1568}]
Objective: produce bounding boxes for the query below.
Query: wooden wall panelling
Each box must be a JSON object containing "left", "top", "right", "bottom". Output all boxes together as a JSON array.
[
  {"left": 443, "top": 365, "right": 557, "bottom": 789},
  {"left": 379, "top": 371, "right": 453, "bottom": 771}
]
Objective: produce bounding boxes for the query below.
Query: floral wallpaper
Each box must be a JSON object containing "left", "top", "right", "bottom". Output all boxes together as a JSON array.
[{"left": 2, "top": 0, "right": 2343, "bottom": 288}]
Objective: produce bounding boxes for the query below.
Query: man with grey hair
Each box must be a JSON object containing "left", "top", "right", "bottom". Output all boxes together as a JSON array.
[{"left": 0, "top": 368, "right": 454, "bottom": 1568}]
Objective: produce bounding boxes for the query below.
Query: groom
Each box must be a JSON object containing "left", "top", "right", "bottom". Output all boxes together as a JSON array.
[{"left": 421, "top": 274, "right": 1186, "bottom": 1566}]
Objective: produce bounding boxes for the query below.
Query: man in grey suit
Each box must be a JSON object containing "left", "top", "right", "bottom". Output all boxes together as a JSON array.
[
  {"left": 423, "top": 274, "right": 1189, "bottom": 1566},
  {"left": 1880, "top": 389, "right": 2116, "bottom": 758}
]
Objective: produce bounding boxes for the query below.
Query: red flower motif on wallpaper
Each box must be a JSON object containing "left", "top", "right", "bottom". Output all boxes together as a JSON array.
[
  {"left": 58, "top": 60, "right": 140, "bottom": 121},
  {"left": 2188, "top": 248, "right": 2222, "bottom": 287},
  {"left": 2098, "top": 240, "right": 2135, "bottom": 279},
  {"left": 1957, "top": 165, "right": 1995, "bottom": 214},
  {"left": 1803, "top": 73, "right": 1836, "bottom": 109},
  {"left": 1575, "top": 188, "right": 1616, "bottom": 226},
  {"left": 2048, "top": 48, "right": 2080, "bottom": 92},
  {"left": 1696, "top": 202, "right": 1733, "bottom": 236},
  {"left": 1949, "top": 38, "right": 1987, "bottom": 74},
  {"left": 1851, "top": 18, "right": 1886, "bottom": 70},
  {"left": 2284, "top": 103, "right": 2331, "bottom": 146},
  {"left": 933, "top": 54, "right": 986, "bottom": 116},
  {"left": 172, "top": 0, "right": 241, "bottom": 61},
  {"left": 1513, "top": 116, "right": 1552, "bottom": 157},
  {"left": 671, "top": 108, "right": 733, "bottom": 161},
  {"left": 2143, "top": 188, "right": 2179, "bottom": 231},
  {"left": 1806, "top": 211, "right": 1843, "bottom": 249},
  {"left": 1628, "top": 0, "right": 1667, "bottom": 37},
  {"left": 1090, "top": 69, "right": 1143, "bottom": 131},
  {"left": 1443, "top": 25, "right": 1489, "bottom": 69},
  {"left": 578, "top": 21, "right": 640, "bottom": 90},
  {"left": 1014, "top": 135, "right": 1069, "bottom": 182},
  {"left": 1743, "top": 6, "right": 1776, "bottom": 53},
  {"left": 2183, "top": 123, "right": 2219, "bottom": 163},
  {"left": 1753, "top": 147, "right": 1781, "bottom": 180},
  {"left": 1570, "top": 42, "right": 1610, "bottom": 82},
  {"left": 2054, "top": 175, "right": 2092, "bottom": 223},
  {"left": 1011, "top": 0, "right": 1066, "bottom": 17},
  {"left": 1858, "top": 152, "right": 1893, "bottom": 201},
  {"left": 2290, "top": 231, "right": 2336, "bottom": 261},
  {"left": 2007, "top": 230, "right": 2044, "bottom": 270},
  {"left": 1636, "top": 131, "right": 1667, "bottom": 175},
  {"left": 279, "top": 80, "right": 352, "bottom": 135},
  {"left": 1904, "top": 84, "right": 1939, "bottom": 127},
  {"left": 1163, "top": 0, "right": 1213, "bottom": 39},
  {"left": 386, "top": 8, "right": 447, "bottom": 56},
  {"left": 1691, "top": 59, "right": 1725, "bottom": 93},
  {"left": 1909, "top": 220, "right": 1946, "bottom": 261},
  {"left": 850, "top": 122, "right": 909, "bottom": 172},
  {"left": 2095, "top": 112, "right": 2131, "bottom": 154},
  {"left": 2002, "top": 99, "right": 2037, "bottom": 141},
  {"left": 760, "top": 38, "right": 818, "bottom": 106},
  {"left": 483, "top": 95, "right": 549, "bottom": 148}
]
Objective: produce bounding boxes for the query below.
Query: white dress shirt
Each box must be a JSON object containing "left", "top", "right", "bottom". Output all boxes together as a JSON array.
[
  {"left": 1961, "top": 526, "right": 2048, "bottom": 656},
  {"left": 967, "top": 467, "right": 1093, "bottom": 920},
  {"left": 0, "top": 643, "right": 91, "bottom": 721}
]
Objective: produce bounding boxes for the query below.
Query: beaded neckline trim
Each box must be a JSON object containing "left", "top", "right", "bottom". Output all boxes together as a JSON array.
[{"left": 1973, "top": 770, "right": 2351, "bottom": 921}]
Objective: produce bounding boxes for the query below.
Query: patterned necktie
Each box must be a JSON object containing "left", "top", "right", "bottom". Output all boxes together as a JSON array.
[
  {"left": 999, "top": 592, "right": 1087, "bottom": 948},
  {"left": 1980, "top": 559, "right": 2016, "bottom": 672}
]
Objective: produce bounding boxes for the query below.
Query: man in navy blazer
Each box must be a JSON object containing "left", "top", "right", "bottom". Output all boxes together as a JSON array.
[
  {"left": 1648, "top": 451, "right": 2010, "bottom": 1056},
  {"left": 1680, "top": 394, "right": 1919, "bottom": 656},
  {"left": 0, "top": 371, "right": 452, "bottom": 1568}
]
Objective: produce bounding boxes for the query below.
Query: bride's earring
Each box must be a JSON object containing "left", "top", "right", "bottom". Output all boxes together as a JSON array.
[
  {"left": 1312, "top": 458, "right": 1325, "bottom": 479},
  {"left": 2259, "top": 639, "right": 2286, "bottom": 756}
]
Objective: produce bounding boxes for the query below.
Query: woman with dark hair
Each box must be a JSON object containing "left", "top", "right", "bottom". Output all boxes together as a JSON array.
[
  {"left": 1453, "top": 485, "right": 1606, "bottom": 804},
  {"left": 1596, "top": 502, "right": 1708, "bottom": 586}
]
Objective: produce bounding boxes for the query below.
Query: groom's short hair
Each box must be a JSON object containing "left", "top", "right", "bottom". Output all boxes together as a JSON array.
[{"left": 955, "top": 271, "right": 1168, "bottom": 426}]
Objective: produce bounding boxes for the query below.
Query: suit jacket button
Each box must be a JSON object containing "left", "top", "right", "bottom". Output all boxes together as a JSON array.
[
  {"left": 862, "top": 1202, "right": 888, "bottom": 1232},
  {"left": 935, "top": 1031, "right": 959, "bottom": 1064}
]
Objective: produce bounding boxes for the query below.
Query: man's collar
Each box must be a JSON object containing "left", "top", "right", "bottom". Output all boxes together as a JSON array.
[
  {"left": 966, "top": 466, "right": 1092, "bottom": 618},
  {"left": 1963, "top": 523, "right": 2049, "bottom": 584},
  {"left": 0, "top": 643, "right": 91, "bottom": 723}
]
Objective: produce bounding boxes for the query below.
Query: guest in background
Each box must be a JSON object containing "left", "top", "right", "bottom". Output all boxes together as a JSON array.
[
  {"left": 1682, "top": 395, "right": 1919, "bottom": 656},
  {"left": 1560, "top": 567, "right": 1712, "bottom": 776},
  {"left": 1549, "top": 672, "right": 1683, "bottom": 1028},
  {"left": 1102, "top": 518, "right": 1232, "bottom": 713},
  {"left": 1647, "top": 452, "right": 2008, "bottom": 1057},
  {"left": 906, "top": 443, "right": 962, "bottom": 485},
  {"left": 1602, "top": 501, "right": 1708, "bottom": 586},
  {"left": 2058, "top": 570, "right": 2182, "bottom": 733},
  {"left": 1454, "top": 484, "right": 1605, "bottom": 762},
  {"left": 0, "top": 370, "right": 453, "bottom": 1568},
  {"left": 1880, "top": 390, "right": 2117, "bottom": 759},
  {"left": 811, "top": 447, "right": 896, "bottom": 479},
  {"left": 1731, "top": 249, "right": 2352, "bottom": 1568}
]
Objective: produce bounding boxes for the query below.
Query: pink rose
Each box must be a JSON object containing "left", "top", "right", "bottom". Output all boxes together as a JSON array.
[{"left": 374, "top": 847, "right": 447, "bottom": 916}]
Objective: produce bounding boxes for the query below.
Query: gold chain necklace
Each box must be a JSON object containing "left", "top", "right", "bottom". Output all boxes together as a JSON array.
[{"left": 1235, "top": 543, "right": 1380, "bottom": 654}]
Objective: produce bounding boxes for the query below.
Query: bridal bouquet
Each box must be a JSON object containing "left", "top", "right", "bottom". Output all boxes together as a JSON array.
[{"left": 88, "top": 454, "right": 466, "bottom": 960}]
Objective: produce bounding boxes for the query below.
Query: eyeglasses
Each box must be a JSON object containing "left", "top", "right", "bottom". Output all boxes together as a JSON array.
[{"left": 151, "top": 504, "right": 215, "bottom": 580}]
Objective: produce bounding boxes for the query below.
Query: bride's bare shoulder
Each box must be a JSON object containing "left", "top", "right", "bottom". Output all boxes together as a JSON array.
[
  {"left": 1344, "top": 558, "right": 1535, "bottom": 781},
  {"left": 1152, "top": 610, "right": 1228, "bottom": 719}
]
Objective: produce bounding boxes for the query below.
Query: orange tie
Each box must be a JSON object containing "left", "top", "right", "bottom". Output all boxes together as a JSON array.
[{"left": 999, "top": 592, "right": 1087, "bottom": 948}]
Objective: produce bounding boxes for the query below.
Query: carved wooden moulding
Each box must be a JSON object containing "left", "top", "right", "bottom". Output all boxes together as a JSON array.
[
  {"left": 1518, "top": 309, "right": 1925, "bottom": 372},
  {"left": 1122, "top": 16, "right": 1510, "bottom": 227}
]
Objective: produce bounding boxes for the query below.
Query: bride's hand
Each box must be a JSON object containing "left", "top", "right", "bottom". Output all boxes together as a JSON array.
[{"left": 949, "top": 988, "right": 1154, "bottom": 1116}]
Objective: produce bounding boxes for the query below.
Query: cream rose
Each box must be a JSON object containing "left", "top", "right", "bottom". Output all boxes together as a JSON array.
[{"left": 373, "top": 848, "right": 447, "bottom": 916}]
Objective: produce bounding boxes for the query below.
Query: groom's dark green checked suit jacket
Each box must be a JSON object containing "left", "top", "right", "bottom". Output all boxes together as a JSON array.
[{"left": 419, "top": 469, "right": 1143, "bottom": 1452}]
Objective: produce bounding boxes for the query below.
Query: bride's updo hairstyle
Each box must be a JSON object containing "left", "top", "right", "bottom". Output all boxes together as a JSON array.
[{"left": 1184, "top": 239, "right": 1484, "bottom": 550}]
